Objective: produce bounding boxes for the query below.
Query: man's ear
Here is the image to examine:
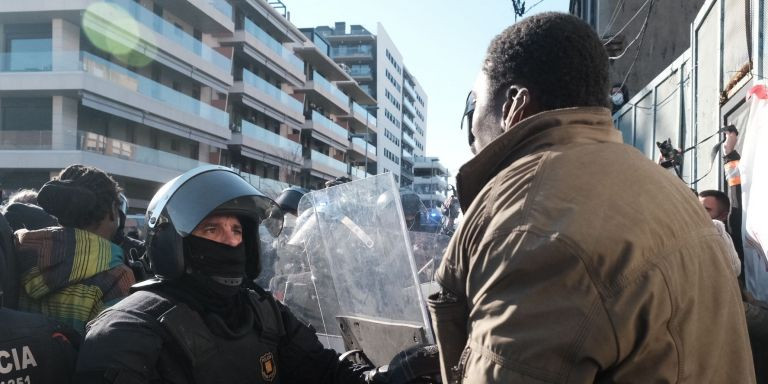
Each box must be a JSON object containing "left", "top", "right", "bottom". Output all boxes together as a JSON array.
[{"left": 501, "top": 87, "right": 530, "bottom": 131}]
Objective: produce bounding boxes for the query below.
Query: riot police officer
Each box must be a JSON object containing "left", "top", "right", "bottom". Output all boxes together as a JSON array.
[{"left": 73, "top": 165, "right": 372, "bottom": 384}]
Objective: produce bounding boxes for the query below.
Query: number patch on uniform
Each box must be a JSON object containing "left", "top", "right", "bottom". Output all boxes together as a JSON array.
[
  {"left": 0, "top": 375, "right": 31, "bottom": 384},
  {"left": 260, "top": 352, "right": 276, "bottom": 382}
]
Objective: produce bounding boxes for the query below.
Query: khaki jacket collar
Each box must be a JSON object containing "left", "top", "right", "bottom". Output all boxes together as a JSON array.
[{"left": 456, "top": 107, "right": 621, "bottom": 211}]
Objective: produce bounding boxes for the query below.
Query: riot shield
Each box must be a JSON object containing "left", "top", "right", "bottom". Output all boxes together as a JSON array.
[
  {"left": 409, "top": 231, "right": 451, "bottom": 298},
  {"left": 273, "top": 174, "right": 434, "bottom": 366}
]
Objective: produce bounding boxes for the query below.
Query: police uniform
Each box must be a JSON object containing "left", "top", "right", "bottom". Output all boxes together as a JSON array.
[
  {"left": 73, "top": 166, "right": 370, "bottom": 384},
  {"left": 0, "top": 308, "right": 77, "bottom": 384},
  {"left": 74, "top": 283, "right": 365, "bottom": 384}
]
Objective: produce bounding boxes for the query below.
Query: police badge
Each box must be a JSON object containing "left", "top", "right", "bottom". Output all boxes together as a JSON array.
[{"left": 260, "top": 352, "right": 276, "bottom": 382}]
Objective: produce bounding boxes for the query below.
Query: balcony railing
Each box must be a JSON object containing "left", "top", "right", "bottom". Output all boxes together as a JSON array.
[
  {"left": 351, "top": 102, "right": 377, "bottom": 127},
  {"left": 403, "top": 98, "right": 417, "bottom": 116},
  {"left": 352, "top": 137, "right": 376, "bottom": 155},
  {"left": 208, "top": 0, "right": 233, "bottom": 19},
  {"left": 331, "top": 46, "right": 373, "bottom": 58},
  {"left": 404, "top": 80, "right": 415, "bottom": 97},
  {"left": 350, "top": 167, "right": 371, "bottom": 179},
  {"left": 1, "top": 51, "right": 230, "bottom": 127},
  {"left": 80, "top": 52, "right": 229, "bottom": 127},
  {"left": 311, "top": 150, "right": 347, "bottom": 173},
  {"left": 312, "top": 71, "right": 350, "bottom": 107},
  {"left": 242, "top": 68, "right": 303, "bottom": 114},
  {"left": 238, "top": 120, "right": 301, "bottom": 155},
  {"left": 402, "top": 115, "right": 415, "bottom": 132},
  {"left": 77, "top": 131, "right": 201, "bottom": 170},
  {"left": 348, "top": 66, "right": 372, "bottom": 77},
  {"left": 244, "top": 18, "right": 303, "bottom": 71},
  {"left": 0, "top": 130, "right": 52, "bottom": 149},
  {"left": 103, "top": 0, "right": 231, "bottom": 72},
  {"left": 238, "top": 171, "right": 289, "bottom": 199},
  {"left": 402, "top": 133, "right": 417, "bottom": 149},
  {"left": 311, "top": 111, "right": 348, "bottom": 139}
]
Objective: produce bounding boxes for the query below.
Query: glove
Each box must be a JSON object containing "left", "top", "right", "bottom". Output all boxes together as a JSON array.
[{"left": 365, "top": 344, "right": 441, "bottom": 384}]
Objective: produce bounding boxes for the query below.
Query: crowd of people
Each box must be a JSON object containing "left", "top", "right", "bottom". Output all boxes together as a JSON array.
[{"left": 0, "top": 11, "right": 762, "bottom": 384}]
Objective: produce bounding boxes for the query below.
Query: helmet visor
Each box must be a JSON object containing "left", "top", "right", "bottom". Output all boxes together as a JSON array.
[{"left": 148, "top": 166, "right": 283, "bottom": 237}]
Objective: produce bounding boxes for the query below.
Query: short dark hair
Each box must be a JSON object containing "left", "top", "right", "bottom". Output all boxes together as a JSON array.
[
  {"left": 37, "top": 164, "right": 121, "bottom": 229},
  {"left": 698, "top": 190, "right": 730, "bottom": 213},
  {"left": 483, "top": 12, "right": 609, "bottom": 113}
]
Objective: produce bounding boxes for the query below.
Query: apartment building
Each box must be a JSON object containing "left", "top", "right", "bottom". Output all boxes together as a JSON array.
[
  {"left": 311, "top": 22, "right": 429, "bottom": 186},
  {"left": 0, "top": 0, "right": 374, "bottom": 206},
  {"left": 411, "top": 156, "right": 449, "bottom": 209}
]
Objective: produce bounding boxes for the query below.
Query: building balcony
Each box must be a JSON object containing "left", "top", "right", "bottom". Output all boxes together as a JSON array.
[
  {"left": 0, "top": 0, "right": 235, "bottom": 36},
  {"left": 349, "top": 167, "right": 372, "bottom": 180},
  {"left": 306, "top": 150, "right": 348, "bottom": 178},
  {"left": 413, "top": 176, "right": 448, "bottom": 190},
  {"left": 237, "top": 171, "right": 290, "bottom": 199},
  {"left": 236, "top": 18, "right": 304, "bottom": 81},
  {"left": 231, "top": 121, "right": 303, "bottom": 164},
  {"left": 90, "top": 0, "right": 233, "bottom": 89},
  {"left": 403, "top": 97, "right": 417, "bottom": 118},
  {"left": 149, "top": 0, "right": 234, "bottom": 33},
  {"left": 401, "top": 115, "right": 415, "bottom": 134},
  {"left": 78, "top": 130, "right": 201, "bottom": 170},
  {"left": 0, "top": 51, "right": 230, "bottom": 138},
  {"left": 402, "top": 134, "right": 416, "bottom": 151},
  {"left": 338, "top": 101, "right": 377, "bottom": 134},
  {"left": 331, "top": 46, "right": 374, "bottom": 60},
  {"left": 403, "top": 80, "right": 416, "bottom": 100},
  {"left": 303, "top": 111, "right": 349, "bottom": 149},
  {"left": 350, "top": 136, "right": 376, "bottom": 160},
  {"left": 402, "top": 145, "right": 414, "bottom": 158},
  {"left": 0, "top": 130, "right": 206, "bottom": 183},
  {"left": 297, "top": 71, "right": 350, "bottom": 114},
  {"left": 347, "top": 67, "right": 373, "bottom": 81},
  {"left": 234, "top": 68, "right": 304, "bottom": 125},
  {"left": 0, "top": 130, "right": 52, "bottom": 150}
]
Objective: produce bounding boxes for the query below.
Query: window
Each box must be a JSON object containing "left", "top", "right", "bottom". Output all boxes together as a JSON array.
[
  {"left": 384, "top": 129, "right": 400, "bottom": 146},
  {"left": 1, "top": 97, "right": 52, "bottom": 131},
  {"left": 4, "top": 24, "right": 52, "bottom": 71},
  {"left": 384, "top": 90, "right": 400, "bottom": 111},
  {"left": 384, "top": 109, "right": 400, "bottom": 128},
  {"left": 385, "top": 70, "right": 401, "bottom": 93}
]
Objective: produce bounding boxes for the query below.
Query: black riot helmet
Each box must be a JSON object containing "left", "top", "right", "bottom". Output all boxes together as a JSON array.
[
  {"left": 275, "top": 186, "right": 309, "bottom": 216},
  {"left": 145, "top": 165, "right": 283, "bottom": 281}
]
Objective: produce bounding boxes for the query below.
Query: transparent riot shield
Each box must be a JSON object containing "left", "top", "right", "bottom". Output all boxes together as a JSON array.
[
  {"left": 409, "top": 231, "right": 451, "bottom": 298},
  {"left": 274, "top": 174, "right": 433, "bottom": 366}
]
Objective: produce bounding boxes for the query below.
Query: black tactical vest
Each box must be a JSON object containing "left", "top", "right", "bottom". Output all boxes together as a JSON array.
[
  {"left": 136, "top": 287, "right": 286, "bottom": 384},
  {"left": 0, "top": 308, "right": 78, "bottom": 384}
]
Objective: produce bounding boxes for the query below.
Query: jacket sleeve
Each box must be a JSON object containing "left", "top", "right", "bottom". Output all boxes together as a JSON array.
[
  {"left": 73, "top": 308, "right": 167, "bottom": 384},
  {"left": 276, "top": 300, "right": 369, "bottom": 384}
]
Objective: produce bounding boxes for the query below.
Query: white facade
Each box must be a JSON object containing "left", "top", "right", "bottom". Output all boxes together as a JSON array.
[{"left": 373, "top": 23, "right": 403, "bottom": 182}]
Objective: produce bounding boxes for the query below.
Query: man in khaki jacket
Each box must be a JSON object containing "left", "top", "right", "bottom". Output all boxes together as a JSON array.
[{"left": 429, "top": 12, "right": 755, "bottom": 383}]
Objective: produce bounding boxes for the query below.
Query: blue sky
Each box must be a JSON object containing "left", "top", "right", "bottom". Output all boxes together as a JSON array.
[{"left": 285, "top": 0, "right": 571, "bottom": 179}]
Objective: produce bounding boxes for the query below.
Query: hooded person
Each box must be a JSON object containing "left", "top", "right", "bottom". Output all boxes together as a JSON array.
[
  {"left": 14, "top": 164, "right": 135, "bottom": 336},
  {"left": 74, "top": 165, "right": 381, "bottom": 384}
]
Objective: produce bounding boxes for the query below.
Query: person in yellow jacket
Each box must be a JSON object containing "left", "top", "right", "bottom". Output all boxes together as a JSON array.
[
  {"left": 429, "top": 12, "right": 755, "bottom": 383},
  {"left": 15, "top": 164, "right": 135, "bottom": 336}
]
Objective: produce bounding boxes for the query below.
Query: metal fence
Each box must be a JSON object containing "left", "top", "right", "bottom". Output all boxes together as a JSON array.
[{"left": 613, "top": 0, "right": 757, "bottom": 192}]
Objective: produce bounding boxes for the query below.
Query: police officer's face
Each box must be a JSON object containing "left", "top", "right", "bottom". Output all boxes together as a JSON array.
[{"left": 191, "top": 214, "right": 243, "bottom": 247}]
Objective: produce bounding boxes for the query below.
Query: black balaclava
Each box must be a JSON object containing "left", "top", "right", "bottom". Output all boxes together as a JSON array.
[
  {"left": 184, "top": 234, "right": 247, "bottom": 297},
  {"left": 167, "top": 234, "right": 252, "bottom": 337}
]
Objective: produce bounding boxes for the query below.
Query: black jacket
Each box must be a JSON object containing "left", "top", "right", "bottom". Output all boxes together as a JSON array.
[{"left": 74, "top": 283, "right": 368, "bottom": 384}]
